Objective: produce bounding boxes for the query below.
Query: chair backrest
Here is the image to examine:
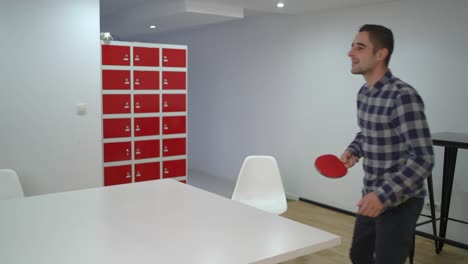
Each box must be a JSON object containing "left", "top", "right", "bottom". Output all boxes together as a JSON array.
[
  {"left": 0, "top": 169, "right": 24, "bottom": 200},
  {"left": 232, "top": 156, "right": 287, "bottom": 215}
]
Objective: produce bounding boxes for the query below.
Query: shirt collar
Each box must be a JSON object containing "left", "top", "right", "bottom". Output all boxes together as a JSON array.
[{"left": 363, "top": 70, "right": 393, "bottom": 94}]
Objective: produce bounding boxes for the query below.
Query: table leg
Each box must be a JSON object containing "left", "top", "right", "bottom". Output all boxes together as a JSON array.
[{"left": 438, "top": 147, "right": 458, "bottom": 251}]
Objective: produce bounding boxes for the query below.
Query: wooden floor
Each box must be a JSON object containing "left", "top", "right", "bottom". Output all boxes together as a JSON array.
[{"left": 280, "top": 201, "right": 468, "bottom": 264}]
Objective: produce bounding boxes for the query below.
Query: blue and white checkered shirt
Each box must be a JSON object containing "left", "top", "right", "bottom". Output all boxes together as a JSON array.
[{"left": 347, "top": 70, "right": 434, "bottom": 208}]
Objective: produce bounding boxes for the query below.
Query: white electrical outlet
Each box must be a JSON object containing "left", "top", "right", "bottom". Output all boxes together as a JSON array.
[{"left": 76, "top": 103, "right": 88, "bottom": 116}]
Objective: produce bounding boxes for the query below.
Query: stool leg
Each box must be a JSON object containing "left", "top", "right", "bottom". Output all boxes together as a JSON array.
[
  {"left": 427, "top": 173, "right": 440, "bottom": 254},
  {"left": 438, "top": 147, "right": 457, "bottom": 251}
]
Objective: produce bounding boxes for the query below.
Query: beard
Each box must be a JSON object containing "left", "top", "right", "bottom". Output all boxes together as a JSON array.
[
  {"left": 351, "top": 63, "right": 371, "bottom": 75},
  {"left": 351, "top": 66, "right": 364, "bottom": 75}
]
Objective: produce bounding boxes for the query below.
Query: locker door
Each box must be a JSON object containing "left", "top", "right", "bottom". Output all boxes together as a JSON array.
[
  {"left": 134, "top": 71, "right": 159, "bottom": 90},
  {"left": 102, "top": 70, "right": 131, "bottom": 90},
  {"left": 134, "top": 117, "right": 160, "bottom": 137},
  {"left": 133, "top": 47, "right": 159, "bottom": 67},
  {"left": 134, "top": 139, "right": 160, "bottom": 160},
  {"left": 104, "top": 165, "right": 132, "bottom": 186},
  {"left": 162, "top": 159, "right": 186, "bottom": 179},
  {"left": 162, "top": 48, "right": 186, "bottom": 68},
  {"left": 134, "top": 94, "right": 160, "bottom": 113},
  {"left": 162, "top": 71, "right": 186, "bottom": 90},
  {"left": 162, "top": 94, "right": 186, "bottom": 112},
  {"left": 103, "top": 142, "right": 131, "bottom": 162},
  {"left": 162, "top": 138, "right": 186, "bottom": 157},
  {"left": 135, "top": 162, "right": 160, "bottom": 182},
  {"left": 162, "top": 116, "right": 186, "bottom": 135},
  {"left": 102, "top": 45, "right": 130, "bottom": 66},
  {"left": 103, "top": 118, "right": 131, "bottom": 138},
  {"left": 103, "top": 94, "right": 131, "bottom": 114}
]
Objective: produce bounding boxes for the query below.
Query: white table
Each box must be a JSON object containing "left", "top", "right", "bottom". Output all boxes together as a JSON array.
[{"left": 0, "top": 179, "right": 340, "bottom": 264}]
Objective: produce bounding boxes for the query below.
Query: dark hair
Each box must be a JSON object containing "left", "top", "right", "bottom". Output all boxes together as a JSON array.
[{"left": 359, "top": 24, "right": 394, "bottom": 66}]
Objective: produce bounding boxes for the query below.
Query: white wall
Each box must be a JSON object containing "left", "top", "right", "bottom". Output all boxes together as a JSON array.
[
  {"left": 0, "top": 0, "right": 102, "bottom": 195},
  {"left": 142, "top": 0, "right": 468, "bottom": 243}
]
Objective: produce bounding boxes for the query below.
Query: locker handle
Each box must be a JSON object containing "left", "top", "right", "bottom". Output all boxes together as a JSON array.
[
  {"left": 125, "top": 126, "right": 130, "bottom": 132},
  {"left": 135, "top": 125, "right": 141, "bottom": 132},
  {"left": 124, "top": 102, "right": 130, "bottom": 109},
  {"left": 135, "top": 148, "right": 141, "bottom": 155},
  {"left": 135, "top": 55, "right": 140, "bottom": 61},
  {"left": 163, "top": 101, "right": 168, "bottom": 107},
  {"left": 163, "top": 124, "right": 168, "bottom": 130},
  {"left": 136, "top": 171, "right": 141, "bottom": 177},
  {"left": 163, "top": 146, "right": 168, "bottom": 152},
  {"left": 125, "top": 149, "right": 130, "bottom": 156},
  {"left": 163, "top": 56, "right": 168, "bottom": 62},
  {"left": 135, "top": 102, "right": 141, "bottom": 109},
  {"left": 164, "top": 168, "right": 169, "bottom": 174},
  {"left": 125, "top": 172, "right": 131, "bottom": 178}
]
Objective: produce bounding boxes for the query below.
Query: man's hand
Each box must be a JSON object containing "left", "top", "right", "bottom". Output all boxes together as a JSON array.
[
  {"left": 340, "top": 150, "right": 359, "bottom": 168},
  {"left": 357, "top": 192, "right": 384, "bottom": 217}
]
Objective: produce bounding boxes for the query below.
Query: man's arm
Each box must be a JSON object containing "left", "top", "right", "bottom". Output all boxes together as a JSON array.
[
  {"left": 375, "top": 89, "right": 434, "bottom": 207},
  {"left": 341, "top": 132, "right": 363, "bottom": 168},
  {"left": 347, "top": 132, "right": 363, "bottom": 158}
]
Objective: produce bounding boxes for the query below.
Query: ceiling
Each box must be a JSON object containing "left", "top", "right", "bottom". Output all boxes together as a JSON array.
[{"left": 100, "top": 0, "right": 397, "bottom": 39}]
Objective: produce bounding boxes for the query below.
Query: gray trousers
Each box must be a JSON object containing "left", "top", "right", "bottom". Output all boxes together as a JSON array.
[{"left": 350, "top": 197, "right": 424, "bottom": 264}]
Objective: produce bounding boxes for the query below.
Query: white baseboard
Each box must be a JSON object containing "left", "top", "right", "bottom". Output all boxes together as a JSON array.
[{"left": 286, "top": 192, "right": 299, "bottom": 201}]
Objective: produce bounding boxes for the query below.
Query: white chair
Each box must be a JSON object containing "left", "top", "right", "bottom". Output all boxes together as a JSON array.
[
  {"left": 0, "top": 169, "right": 24, "bottom": 200},
  {"left": 232, "top": 156, "right": 287, "bottom": 215}
]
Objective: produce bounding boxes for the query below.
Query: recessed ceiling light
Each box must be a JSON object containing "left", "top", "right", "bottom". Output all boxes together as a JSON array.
[
  {"left": 149, "top": 25, "right": 156, "bottom": 29},
  {"left": 277, "top": 2, "right": 284, "bottom": 8}
]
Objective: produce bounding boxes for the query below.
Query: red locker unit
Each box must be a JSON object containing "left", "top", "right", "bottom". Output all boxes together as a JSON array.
[
  {"left": 135, "top": 139, "right": 160, "bottom": 160},
  {"left": 134, "top": 94, "right": 160, "bottom": 113},
  {"left": 162, "top": 48, "right": 186, "bottom": 68},
  {"left": 101, "top": 41, "right": 187, "bottom": 186},
  {"left": 104, "top": 165, "right": 132, "bottom": 186},
  {"left": 102, "top": 70, "right": 131, "bottom": 90},
  {"left": 163, "top": 138, "right": 186, "bottom": 157},
  {"left": 133, "top": 47, "right": 159, "bottom": 67},
  {"left": 134, "top": 71, "right": 159, "bottom": 90},
  {"left": 102, "top": 45, "right": 130, "bottom": 66},
  {"left": 103, "top": 142, "right": 131, "bottom": 162},
  {"left": 135, "top": 162, "right": 160, "bottom": 182},
  {"left": 162, "top": 71, "right": 186, "bottom": 90},
  {"left": 134, "top": 117, "right": 159, "bottom": 137},
  {"left": 103, "top": 118, "right": 131, "bottom": 138},
  {"left": 163, "top": 159, "right": 187, "bottom": 179},
  {"left": 162, "top": 94, "right": 186, "bottom": 112},
  {"left": 163, "top": 116, "right": 186, "bottom": 135},
  {"left": 103, "top": 94, "right": 131, "bottom": 114}
]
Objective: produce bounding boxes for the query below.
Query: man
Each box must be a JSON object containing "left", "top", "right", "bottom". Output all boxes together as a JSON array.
[{"left": 342, "top": 24, "right": 434, "bottom": 263}]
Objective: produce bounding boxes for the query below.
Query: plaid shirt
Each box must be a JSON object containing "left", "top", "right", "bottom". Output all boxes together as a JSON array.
[{"left": 347, "top": 70, "right": 434, "bottom": 208}]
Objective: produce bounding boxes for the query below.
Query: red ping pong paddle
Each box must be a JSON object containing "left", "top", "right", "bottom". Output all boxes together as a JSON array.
[{"left": 315, "top": 154, "right": 348, "bottom": 178}]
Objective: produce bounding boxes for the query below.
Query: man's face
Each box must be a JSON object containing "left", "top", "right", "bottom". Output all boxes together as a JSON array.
[{"left": 347, "top": 31, "right": 380, "bottom": 75}]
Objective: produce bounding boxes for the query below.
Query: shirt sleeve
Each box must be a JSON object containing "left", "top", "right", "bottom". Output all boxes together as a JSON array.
[
  {"left": 375, "top": 89, "right": 434, "bottom": 207},
  {"left": 347, "top": 132, "right": 363, "bottom": 158}
]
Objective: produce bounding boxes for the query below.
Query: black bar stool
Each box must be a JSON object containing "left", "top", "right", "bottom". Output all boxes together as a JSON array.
[{"left": 409, "top": 173, "right": 439, "bottom": 264}]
